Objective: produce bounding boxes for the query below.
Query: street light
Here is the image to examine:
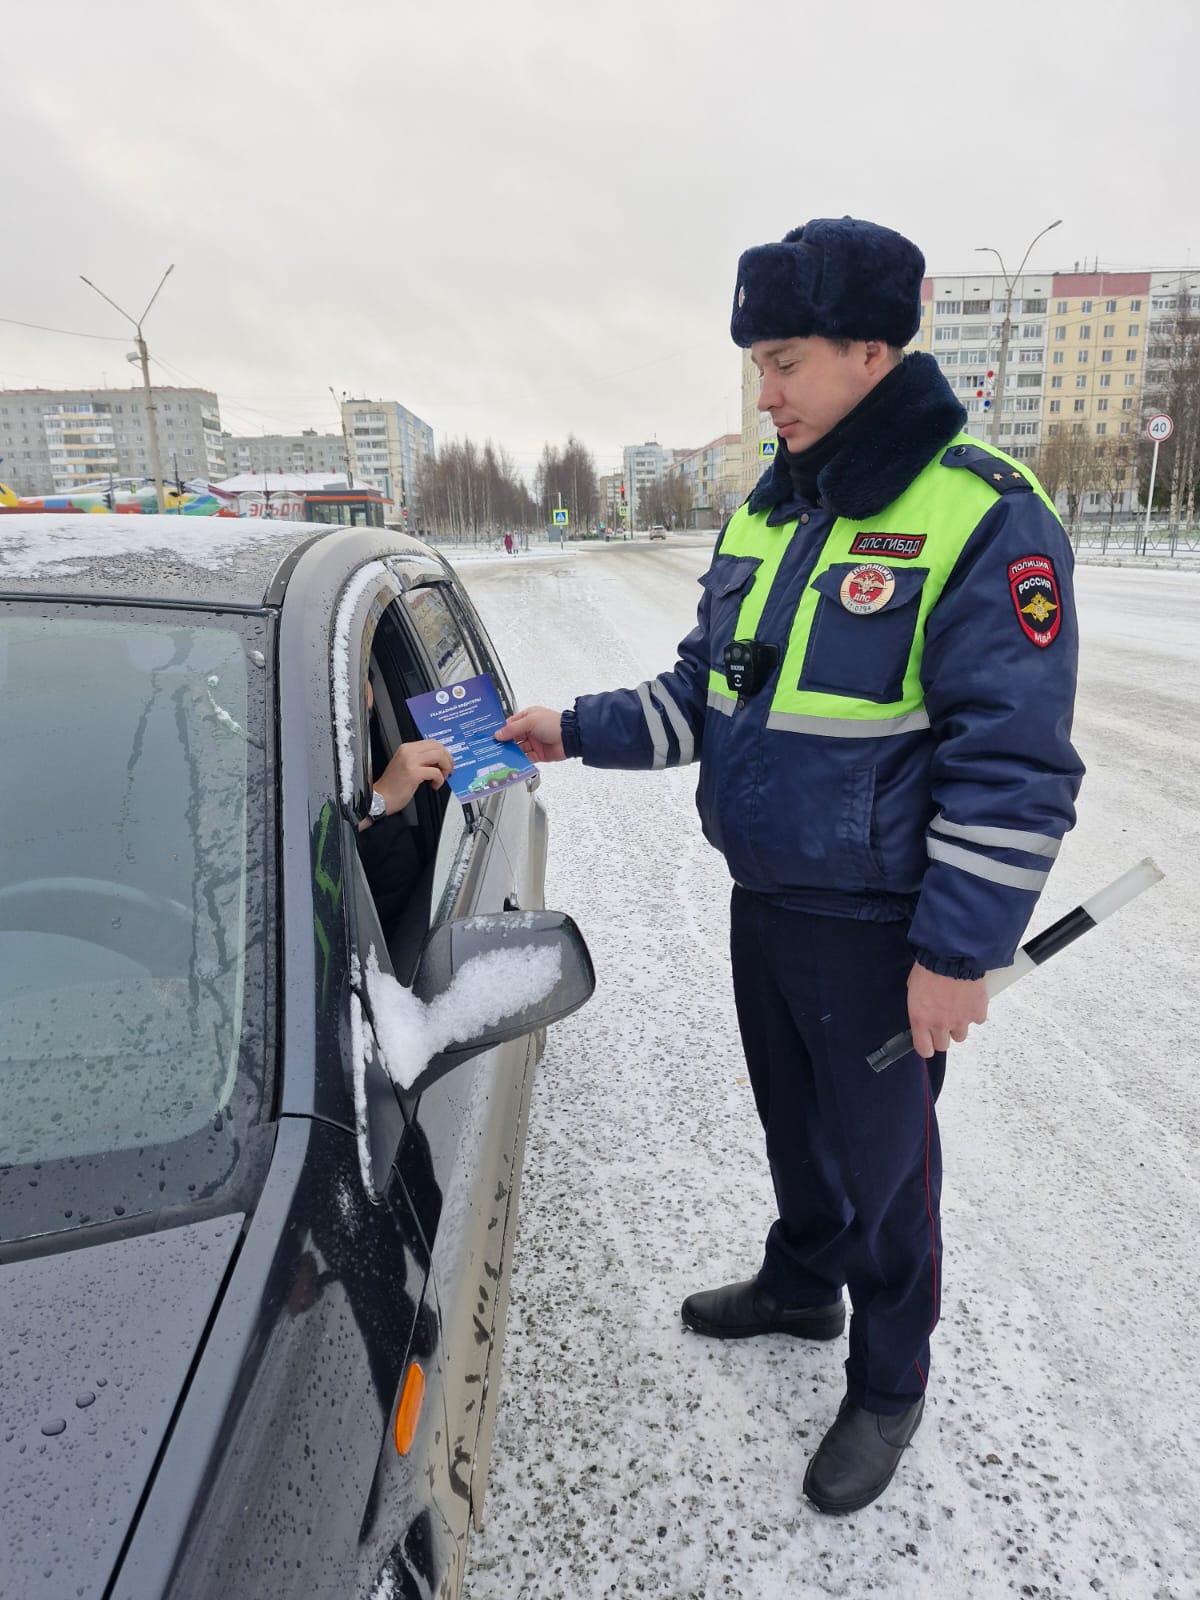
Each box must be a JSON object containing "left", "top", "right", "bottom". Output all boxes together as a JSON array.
[
  {"left": 80, "top": 264, "right": 175, "bottom": 512},
  {"left": 329, "top": 386, "right": 354, "bottom": 488},
  {"left": 975, "top": 220, "right": 1062, "bottom": 447}
]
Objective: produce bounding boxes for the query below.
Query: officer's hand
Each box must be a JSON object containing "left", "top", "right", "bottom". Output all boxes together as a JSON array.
[
  {"left": 496, "top": 706, "right": 566, "bottom": 763},
  {"left": 907, "top": 964, "right": 989, "bottom": 1059},
  {"left": 368, "top": 739, "right": 453, "bottom": 821}
]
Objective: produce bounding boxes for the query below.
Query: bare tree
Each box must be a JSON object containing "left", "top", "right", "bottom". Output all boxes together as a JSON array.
[
  {"left": 561, "top": 434, "right": 599, "bottom": 533},
  {"left": 533, "top": 442, "right": 559, "bottom": 527},
  {"left": 415, "top": 432, "right": 607, "bottom": 542},
  {"left": 643, "top": 472, "right": 693, "bottom": 529},
  {"left": 1137, "top": 289, "right": 1200, "bottom": 529},
  {"left": 1165, "top": 311, "right": 1200, "bottom": 530},
  {"left": 1036, "top": 429, "right": 1069, "bottom": 510},
  {"left": 534, "top": 436, "right": 600, "bottom": 533},
  {"left": 417, "top": 436, "right": 538, "bottom": 541},
  {"left": 1092, "top": 437, "right": 1133, "bottom": 532},
  {"left": 1062, "top": 429, "right": 1095, "bottom": 533},
  {"left": 1037, "top": 427, "right": 1094, "bottom": 534}
]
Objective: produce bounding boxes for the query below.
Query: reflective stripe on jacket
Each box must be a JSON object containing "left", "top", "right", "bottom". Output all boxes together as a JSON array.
[{"left": 572, "top": 435, "right": 1083, "bottom": 977}]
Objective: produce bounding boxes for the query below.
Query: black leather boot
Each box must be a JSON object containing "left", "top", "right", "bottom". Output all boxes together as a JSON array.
[
  {"left": 681, "top": 1279, "right": 846, "bottom": 1340},
  {"left": 803, "top": 1394, "right": 924, "bottom": 1513}
]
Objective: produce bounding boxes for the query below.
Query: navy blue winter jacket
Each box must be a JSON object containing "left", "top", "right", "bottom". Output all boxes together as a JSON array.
[{"left": 565, "top": 356, "right": 1083, "bottom": 979}]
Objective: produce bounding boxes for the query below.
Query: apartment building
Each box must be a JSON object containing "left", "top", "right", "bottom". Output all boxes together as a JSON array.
[
  {"left": 909, "top": 271, "right": 1053, "bottom": 463},
  {"left": 0, "top": 386, "right": 224, "bottom": 495},
  {"left": 341, "top": 399, "right": 435, "bottom": 520},
  {"left": 39, "top": 400, "right": 119, "bottom": 492},
  {"left": 672, "top": 433, "right": 742, "bottom": 526},
  {"left": 621, "top": 440, "right": 672, "bottom": 529},
  {"left": 1143, "top": 269, "right": 1200, "bottom": 393},
  {"left": 222, "top": 430, "right": 346, "bottom": 479},
  {"left": 1036, "top": 272, "right": 1150, "bottom": 512},
  {"left": 597, "top": 472, "right": 624, "bottom": 527},
  {"left": 738, "top": 349, "right": 779, "bottom": 497}
]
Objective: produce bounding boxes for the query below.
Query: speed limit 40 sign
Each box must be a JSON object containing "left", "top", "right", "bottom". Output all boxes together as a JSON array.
[{"left": 1147, "top": 414, "right": 1174, "bottom": 442}]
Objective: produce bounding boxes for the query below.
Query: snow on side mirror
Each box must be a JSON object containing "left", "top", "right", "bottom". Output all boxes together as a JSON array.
[{"left": 369, "top": 911, "right": 595, "bottom": 1100}]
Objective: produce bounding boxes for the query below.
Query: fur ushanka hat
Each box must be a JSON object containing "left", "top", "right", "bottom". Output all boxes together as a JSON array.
[{"left": 730, "top": 217, "right": 925, "bottom": 349}]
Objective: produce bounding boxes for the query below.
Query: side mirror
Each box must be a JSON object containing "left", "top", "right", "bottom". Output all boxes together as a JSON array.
[{"left": 402, "top": 910, "right": 594, "bottom": 1096}]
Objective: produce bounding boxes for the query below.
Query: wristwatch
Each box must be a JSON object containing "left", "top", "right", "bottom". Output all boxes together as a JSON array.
[{"left": 367, "top": 789, "right": 388, "bottom": 822}]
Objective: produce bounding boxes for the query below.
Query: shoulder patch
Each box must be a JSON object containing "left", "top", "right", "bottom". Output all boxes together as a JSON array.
[
  {"left": 942, "top": 443, "right": 1033, "bottom": 495},
  {"left": 1008, "top": 554, "right": 1061, "bottom": 647}
]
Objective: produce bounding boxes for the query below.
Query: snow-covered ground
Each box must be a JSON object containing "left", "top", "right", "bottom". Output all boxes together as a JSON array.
[{"left": 457, "top": 543, "right": 1200, "bottom": 1600}]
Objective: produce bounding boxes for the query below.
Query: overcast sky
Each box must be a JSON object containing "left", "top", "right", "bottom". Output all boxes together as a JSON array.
[{"left": 3, "top": 0, "right": 1197, "bottom": 482}]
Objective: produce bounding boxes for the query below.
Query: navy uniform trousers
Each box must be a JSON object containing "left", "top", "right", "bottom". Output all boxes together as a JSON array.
[{"left": 730, "top": 887, "right": 946, "bottom": 1416}]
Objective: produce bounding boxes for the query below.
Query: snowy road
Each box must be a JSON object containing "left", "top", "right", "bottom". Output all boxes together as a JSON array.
[{"left": 457, "top": 543, "right": 1200, "bottom": 1600}]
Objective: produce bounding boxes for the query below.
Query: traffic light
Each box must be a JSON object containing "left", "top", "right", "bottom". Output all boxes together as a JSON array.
[{"left": 620, "top": 483, "right": 626, "bottom": 501}]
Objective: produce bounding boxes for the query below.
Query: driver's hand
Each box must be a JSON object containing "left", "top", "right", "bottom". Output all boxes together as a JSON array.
[{"left": 367, "top": 739, "right": 453, "bottom": 820}]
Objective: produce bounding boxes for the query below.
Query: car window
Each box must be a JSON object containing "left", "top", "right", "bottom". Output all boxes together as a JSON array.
[
  {"left": 394, "top": 591, "right": 484, "bottom": 917},
  {"left": 401, "top": 584, "right": 478, "bottom": 686},
  {"left": 448, "top": 581, "right": 516, "bottom": 716},
  {"left": 347, "top": 568, "right": 523, "bottom": 993},
  {"left": 0, "top": 604, "right": 270, "bottom": 1240},
  {"left": 349, "top": 590, "right": 475, "bottom": 984}
]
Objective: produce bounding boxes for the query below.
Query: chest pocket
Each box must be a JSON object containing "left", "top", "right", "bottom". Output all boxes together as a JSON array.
[
  {"left": 699, "top": 555, "right": 762, "bottom": 664},
  {"left": 798, "top": 565, "right": 929, "bottom": 704}
]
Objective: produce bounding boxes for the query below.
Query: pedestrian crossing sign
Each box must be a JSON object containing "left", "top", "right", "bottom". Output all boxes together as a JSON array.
[
  {"left": 552, "top": 508, "right": 569, "bottom": 525},
  {"left": 759, "top": 440, "right": 777, "bottom": 459}
]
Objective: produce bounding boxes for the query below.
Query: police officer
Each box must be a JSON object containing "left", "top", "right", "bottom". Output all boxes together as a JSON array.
[{"left": 497, "top": 216, "right": 1083, "bottom": 1513}]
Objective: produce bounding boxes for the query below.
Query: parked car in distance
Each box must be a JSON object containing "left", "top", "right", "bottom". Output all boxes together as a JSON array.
[
  {"left": 649, "top": 525, "right": 668, "bottom": 540},
  {"left": 0, "top": 514, "right": 593, "bottom": 1600}
]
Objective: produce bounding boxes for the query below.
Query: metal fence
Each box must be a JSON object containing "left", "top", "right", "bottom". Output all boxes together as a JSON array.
[
  {"left": 410, "top": 520, "right": 1200, "bottom": 561},
  {"left": 1069, "top": 519, "right": 1200, "bottom": 558}
]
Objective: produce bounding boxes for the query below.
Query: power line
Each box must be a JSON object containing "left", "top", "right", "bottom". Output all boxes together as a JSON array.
[
  {"left": 148, "top": 353, "right": 297, "bottom": 437},
  {"left": 0, "top": 314, "right": 128, "bottom": 342},
  {"left": 0, "top": 365, "right": 59, "bottom": 384},
  {"left": 519, "top": 341, "right": 716, "bottom": 401},
  {"left": 154, "top": 359, "right": 321, "bottom": 434}
]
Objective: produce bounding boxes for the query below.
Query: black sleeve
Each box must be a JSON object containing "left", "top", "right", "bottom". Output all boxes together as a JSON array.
[{"left": 356, "top": 817, "right": 424, "bottom": 935}]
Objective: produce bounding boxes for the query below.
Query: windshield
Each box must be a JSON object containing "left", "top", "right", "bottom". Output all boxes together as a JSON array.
[{"left": 0, "top": 603, "right": 271, "bottom": 1243}]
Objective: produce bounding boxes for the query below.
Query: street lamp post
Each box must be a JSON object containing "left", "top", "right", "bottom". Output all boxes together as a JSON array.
[
  {"left": 975, "top": 220, "right": 1062, "bottom": 448},
  {"left": 329, "top": 387, "right": 354, "bottom": 488},
  {"left": 80, "top": 265, "right": 175, "bottom": 512}
]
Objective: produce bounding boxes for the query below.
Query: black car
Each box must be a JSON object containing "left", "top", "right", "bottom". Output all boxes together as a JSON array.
[{"left": 0, "top": 514, "right": 593, "bottom": 1600}]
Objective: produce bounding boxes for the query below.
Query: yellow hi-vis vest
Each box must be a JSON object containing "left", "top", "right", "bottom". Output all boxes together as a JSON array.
[{"left": 707, "top": 433, "right": 1060, "bottom": 738}]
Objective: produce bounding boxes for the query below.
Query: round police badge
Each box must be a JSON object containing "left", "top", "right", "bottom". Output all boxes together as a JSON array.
[{"left": 839, "top": 563, "right": 895, "bottom": 614}]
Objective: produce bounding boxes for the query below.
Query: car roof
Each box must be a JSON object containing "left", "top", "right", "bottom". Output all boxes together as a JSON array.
[{"left": 0, "top": 514, "right": 441, "bottom": 608}]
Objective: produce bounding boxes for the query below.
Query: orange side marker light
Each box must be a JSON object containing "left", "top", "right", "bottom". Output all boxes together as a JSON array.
[{"left": 394, "top": 1362, "right": 426, "bottom": 1455}]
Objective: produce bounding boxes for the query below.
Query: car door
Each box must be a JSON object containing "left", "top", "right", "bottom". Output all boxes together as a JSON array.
[{"left": 341, "top": 571, "right": 539, "bottom": 1559}]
